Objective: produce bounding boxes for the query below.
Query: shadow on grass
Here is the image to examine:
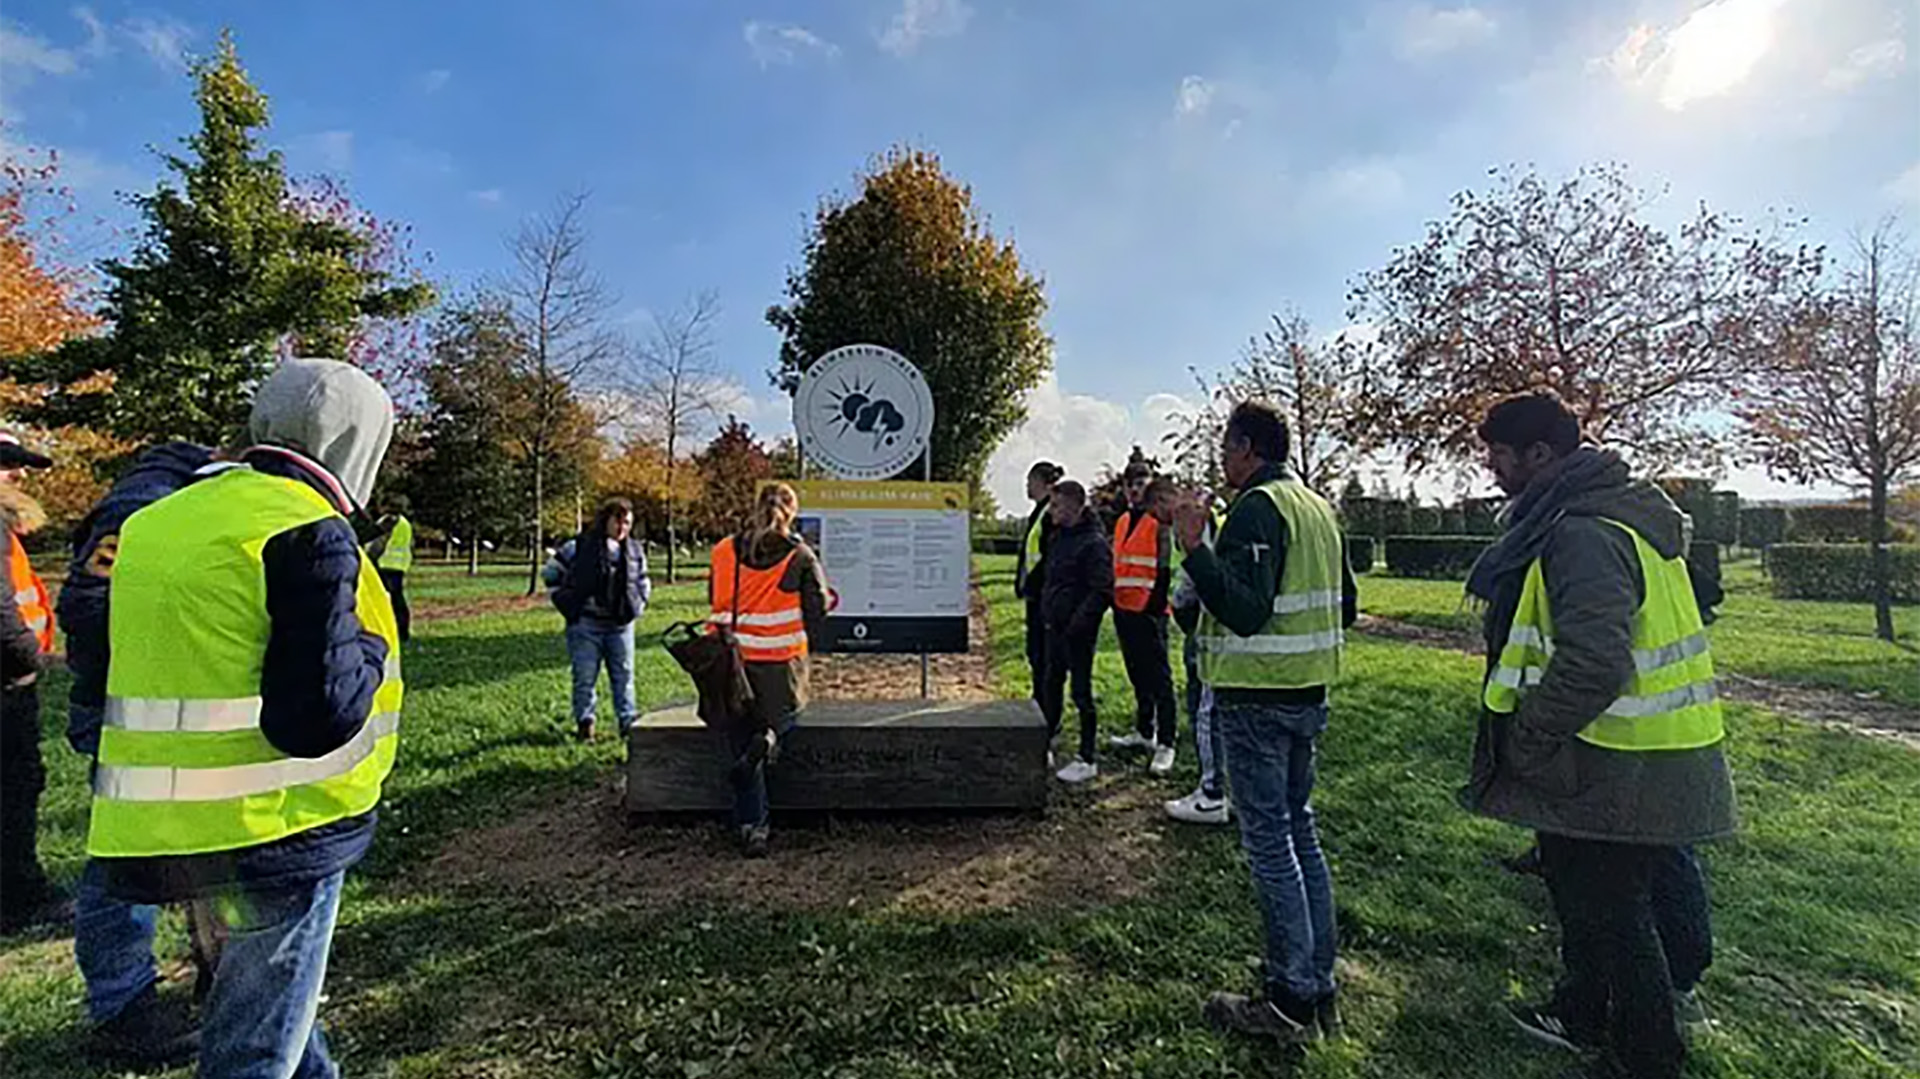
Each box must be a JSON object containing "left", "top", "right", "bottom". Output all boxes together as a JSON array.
[{"left": 402, "top": 630, "right": 567, "bottom": 692}]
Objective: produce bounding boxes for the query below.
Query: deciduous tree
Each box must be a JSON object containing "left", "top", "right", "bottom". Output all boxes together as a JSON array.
[
  {"left": 406, "top": 297, "right": 526, "bottom": 575},
  {"left": 622, "top": 291, "right": 726, "bottom": 581},
  {"left": 767, "top": 147, "right": 1052, "bottom": 490},
  {"left": 693, "top": 416, "right": 772, "bottom": 539}
]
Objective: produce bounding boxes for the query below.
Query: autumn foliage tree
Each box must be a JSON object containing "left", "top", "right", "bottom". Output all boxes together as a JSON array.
[
  {"left": 767, "top": 147, "right": 1052, "bottom": 489},
  {"left": 694, "top": 416, "right": 773, "bottom": 539},
  {"left": 1740, "top": 222, "right": 1920, "bottom": 641},
  {"left": 1349, "top": 164, "right": 1820, "bottom": 472}
]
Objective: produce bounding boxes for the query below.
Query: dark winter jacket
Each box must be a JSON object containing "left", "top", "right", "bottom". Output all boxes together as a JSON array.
[
  {"left": 1460, "top": 447, "right": 1738, "bottom": 846},
  {"left": 1014, "top": 500, "right": 1055, "bottom": 602},
  {"left": 1181, "top": 463, "right": 1359, "bottom": 705},
  {"left": 548, "top": 533, "right": 651, "bottom": 626},
  {"left": 60, "top": 442, "right": 215, "bottom": 756},
  {"left": 710, "top": 530, "right": 830, "bottom": 725},
  {"left": 98, "top": 447, "right": 391, "bottom": 903},
  {"left": 1040, "top": 513, "right": 1112, "bottom": 640}
]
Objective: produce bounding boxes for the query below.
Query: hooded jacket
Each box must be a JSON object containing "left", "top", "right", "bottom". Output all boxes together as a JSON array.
[
  {"left": 1041, "top": 512, "right": 1112, "bottom": 640},
  {"left": 100, "top": 360, "right": 397, "bottom": 903},
  {"left": 1460, "top": 447, "right": 1737, "bottom": 845}
]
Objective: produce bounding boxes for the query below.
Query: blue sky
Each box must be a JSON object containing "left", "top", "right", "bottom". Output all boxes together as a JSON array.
[{"left": 3, "top": 0, "right": 1917, "bottom": 508}]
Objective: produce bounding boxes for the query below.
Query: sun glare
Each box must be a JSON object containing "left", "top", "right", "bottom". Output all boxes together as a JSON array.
[{"left": 1657, "top": 0, "right": 1784, "bottom": 110}]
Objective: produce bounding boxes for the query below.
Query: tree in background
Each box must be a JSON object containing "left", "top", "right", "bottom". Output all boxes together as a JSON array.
[
  {"left": 1161, "top": 369, "right": 1225, "bottom": 491},
  {"left": 499, "top": 193, "right": 618, "bottom": 594},
  {"left": 1349, "top": 164, "right": 1820, "bottom": 473},
  {"left": 624, "top": 291, "right": 726, "bottom": 582},
  {"left": 32, "top": 33, "right": 431, "bottom": 445},
  {"left": 768, "top": 435, "right": 802, "bottom": 480},
  {"left": 694, "top": 416, "right": 772, "bottom": 539},
  {"left": 767, "top": 147, "right": 1052, "bottom": 491},
  {"left": 1740, "top": 222, "right": 1920, "bottom": 641},
  {"left": 595, "top": 439, "right": 702, "bottom": 549},
  {"left": 406, "top": 298, "right": 527, "bottom": 575}
]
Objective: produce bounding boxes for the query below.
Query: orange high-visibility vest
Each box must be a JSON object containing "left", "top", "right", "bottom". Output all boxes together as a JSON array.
[
  {"left": 7, "top": 532, "right": 54, "bottom": 653},
  {"left": 709, "top": 536, "right": 808, "bottom": 663},
  {"left": 1112, "top": 510, "right": 1167, "bottom": 614}
]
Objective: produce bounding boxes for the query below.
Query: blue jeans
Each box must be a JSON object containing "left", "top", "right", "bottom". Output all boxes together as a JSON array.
[
  {"left": 200, "top": 871, "right": 345, "bottom": 1079},
  {"left": 566, "top": 621, "right": 637, "bottom": 734},
  {"left": 1218, "top": 699, "right": 1337, "bottom": 1004},
  {"left": 1183, "top": 637, "right": 1226, "bottom": 799},
  {"left": 74, "top": 858, "right": 161, "bottom": 1022},
  {"left": 729, "top": 714, "right": 799, "bottom": 828}
]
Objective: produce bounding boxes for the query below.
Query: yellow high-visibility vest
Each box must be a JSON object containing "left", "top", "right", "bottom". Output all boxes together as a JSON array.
[{"left": 1196, "top": 479, "right": 1344, "bottom": 689}]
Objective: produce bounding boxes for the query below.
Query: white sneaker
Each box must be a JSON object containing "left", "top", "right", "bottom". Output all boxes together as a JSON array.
[
  {"left": 1150, "top": 744, "right": 1177, "bottom": 775},
  {"left": 1164, "top": 788, "right": 1231, "bottom": 825},
  {"left": 1055, "top": 759, "right": 1099, "bottom": 784},
  {"left": 1109, "top": 731, "right": 1153, "bottom": 750}
]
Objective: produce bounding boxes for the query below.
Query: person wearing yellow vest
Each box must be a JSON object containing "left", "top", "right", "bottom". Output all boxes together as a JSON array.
[
  {"left": 708, "top": 483, "right": 829, "bottom": 857},
  {"left": 1173, "top": 401, "right": 1357, "bottom": 1045},
  {"left": 89, "top": 359, "right": 402, "bottom": 1079},
  {"left": 1107, "top": 455, "right": 1180, "bottom": 774},
  {"left": 1014, "top": 461, "right": 1062, "bottom": 709},
  {"left": 370, "top": 504, "right": 415, "bottom": 642},
  {"left": 1462, "top": 393, "right": 1735, "bottom": 1079},
  {"left": 1, "top": 430, "right": 68, "bottom": 936}
]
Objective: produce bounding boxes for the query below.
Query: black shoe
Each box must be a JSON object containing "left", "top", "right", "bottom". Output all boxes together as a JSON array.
[
  {"left": 90, "top": 987, "right": 200, "bottom": 1068},
  {"left": 738, "top": 824, "right": 770, "bottom": 859},
  {"left": 1315, "top": 994, "right": 1344, "bottom": 1040},
  {"left": 1508, "top": 1001, "right": 1602, "bottom": 1054},
  {"left": 1499, "top": 845, "right": 1545, "bottom": 878},
  {"left": 1204, "top": 991, "right": 1317, "bottom": 1043},
  {"left": 575, "top": 719, "right": 596, "bottom": 743}
]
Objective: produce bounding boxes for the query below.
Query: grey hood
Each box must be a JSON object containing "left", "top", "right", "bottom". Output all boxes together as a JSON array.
[{"left": 248, "top": 359, "right": 394, "bottom": 508}]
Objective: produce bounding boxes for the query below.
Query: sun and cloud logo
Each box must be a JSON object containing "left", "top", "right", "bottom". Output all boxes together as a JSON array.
[
  {"left": 794, "top": 344, "right": 935, "bottom": 480},
  {"left": 824, "top": 375, "right": 909, "bottom": 450}
]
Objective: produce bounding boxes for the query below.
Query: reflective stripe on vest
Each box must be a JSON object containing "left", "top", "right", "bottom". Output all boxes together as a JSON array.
[
  {"left": 1017, "top": 502, "right": 1046, "bottom": 595},
  {"left": 1112, "top": 511, "right": 1167, "bottom": 614},
  {"left": 1482, "top": 518, "right": 1723, "bottom": 751},
  {"left": 378, "top": 515, "right": 414, "bottom": 573},
  {"left": 1196, "top": 478, "right": 1345, "bottom": 688},
  {"left": 88, "top": 468, "right": 403, "bottom": 858},
  {"left": 709, "top": 536, "right": 807, "bottom": 663},
  {"left": 7, "top": 532, "right": 54, "bottom": 653}
]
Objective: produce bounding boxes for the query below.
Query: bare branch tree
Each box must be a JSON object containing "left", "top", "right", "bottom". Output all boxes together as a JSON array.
[
  {"left": 623, "top": 290, "right": 728, "bottom": 582},
  {"left": 1740, "top": 220, "right": 1920, "bottom": 641},
  {"left": 499, "top": 192, "right": 621, "bottom": 594}
]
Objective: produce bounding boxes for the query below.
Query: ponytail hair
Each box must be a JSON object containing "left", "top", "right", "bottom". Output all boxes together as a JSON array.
[{"left": 744, "top": 482, "right": 800, "bottom": 551}]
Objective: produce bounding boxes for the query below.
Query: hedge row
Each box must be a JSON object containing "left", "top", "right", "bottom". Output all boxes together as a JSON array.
[
  {"left": 1384, "top": 535, "right": 1494, "bottom": 579},
  {"left": 1347, "top": 535, "right": 1375, "bottom": 574},
  {"left": 1767, "top": 544, "right": 1920, "bottom": 603}
]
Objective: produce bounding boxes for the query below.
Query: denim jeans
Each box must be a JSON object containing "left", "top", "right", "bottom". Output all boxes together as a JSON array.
[
  {"left": 200, "top": 870, "right": 345, "bottom": 1079},
  {"left": 1183, "top": 637, "right": 1226, "bottom": 799},
  {"left": 729, "top": 714, "right": 799, "bottom": 828},
  {"left": 566, "top": 621, "right": 637, "bottom": 734},
  {"left": 1651, "top": 845, "right": 1713, "bottom": 994},
  {"left": 74, "top": 859, "right": 161, "bottom": 1022},
  {"left": 1218, "top": 698, "right": 1337, "bottom": 1004}
]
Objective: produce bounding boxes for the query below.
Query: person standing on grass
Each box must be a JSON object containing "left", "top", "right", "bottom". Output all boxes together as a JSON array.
[
  {"left": 1161, "top": 481, "right": 1232, "bottom": 827},
  {"left": 368, "top": 501, "right": 415, "bottom": 642},
  {"left": 1039, "top": 480, "right": 1113, "bottom": 784},
  {"left": 708, "top": 483, "right": 829, "bottom": 857},
  {"left": 87, "top": 358, "right": 404, "bottom": 1079},
  {"left": 59, "top": 440, "right": 216, "bottom": 1067},
  {"left": 1, "top": 431, "right": 66, "bottom": 937},
  {"left": 1176, "top": 400, "right": 1357, "bottom": 1043},
  {"left": 1108, "top": 457, "right": 1180, "bottom": 775},
  {"left": 546, "top": 498, "right": 651, "bottom": 743},
  {"left": 1015, "top": 461, "right": 1063, "bottom": 708},
  {"left": 1464, "top": 391, "right": 1735, "bottom": 1079}
]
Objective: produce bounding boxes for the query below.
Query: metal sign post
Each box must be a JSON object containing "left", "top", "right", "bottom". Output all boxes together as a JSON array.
[{"left": 921, "top": 447, "right": 932, "bottom": 700}]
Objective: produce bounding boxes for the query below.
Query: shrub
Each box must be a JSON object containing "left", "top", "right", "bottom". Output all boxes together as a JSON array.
[
  {"left": 1440, "top": 507, "right": 1466, "bottom": 535},
  {"left": 972, "top": 535, "right": 1021, "bottom": 556},
  {"left": 1767, "top": 544, "right": 1920, "bottom": 603},
  {"left": 1385, "top": 535, "right": 1494, "bottom": 579},
  {"left": 1347, "top": 535, "right": 1375, "bottom": 574},
  {"left": 1738, "top": 506, "right": 1788, "bottom": 549},
  {"left": 1461, "top": 498, "right": 1502, "bottom": 535},
  {"left": 1787, "top": 504, "right": 1873, "bottom": 543},
  {"left": 1657, "top": 477, "right": 1738, "bottom": 545},
  {"left": 1408, "top": 506, "right": 1443, "bottom": 536}
]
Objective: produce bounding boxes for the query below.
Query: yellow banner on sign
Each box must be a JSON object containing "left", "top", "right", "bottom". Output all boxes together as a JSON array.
[{"left": 774, "top": 480, "right": 970, "bottom": 512}]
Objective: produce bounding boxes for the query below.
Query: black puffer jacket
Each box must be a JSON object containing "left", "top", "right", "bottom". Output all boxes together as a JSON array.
[
  {"left": 1040, "top": 514, "right": 1112, "bottom": 640},
  {"left": 1461, "top": 448, "right": 1738, "bottom": 845}
]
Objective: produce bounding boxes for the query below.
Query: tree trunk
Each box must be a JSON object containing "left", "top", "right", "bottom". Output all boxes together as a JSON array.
[
  {"left": 665, "top": 430, "right": 679, "bottom": 584},
  {"left": 1871, "top": 469, "right": 1896, "bottom": 642},
  {"left": 527, "top": 450, "right": 545, "bottom": 597},
  {"left": 468, "top": 539, "right": 479, "bottom": 577}
]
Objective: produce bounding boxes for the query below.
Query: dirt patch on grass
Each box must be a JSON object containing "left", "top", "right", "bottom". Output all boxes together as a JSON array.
[
  {"left": 414, "top": 593, "right": 547, "bottom": 623},
  {"left": 809, "top": 578, "right": 996, "bottom": 702},
  {"left": 1356, "top": 614, "right": 1920, "bottom": 749},
  {"left": 422, "top": 773, "right": 1168, "bottom": 917}
]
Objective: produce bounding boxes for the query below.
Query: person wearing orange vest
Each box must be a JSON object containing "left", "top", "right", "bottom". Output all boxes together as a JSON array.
[
  {"left": 1108, "top": 456, "right": 1180, "bottom": 775},
  {"left": 708, "top": 483, "right": 829, "bottom": 857},
  {"left": 1, "top": 430, "right": 66, "bottom": 935}
]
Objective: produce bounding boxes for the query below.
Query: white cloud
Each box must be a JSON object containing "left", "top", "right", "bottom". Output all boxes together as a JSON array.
[
  {"left": 1824, "top": 38, "right": 1906, "bottom": 90},
  {"left": 743, "top": 21, "right": 839, "bottom": 68},
  {"left": 290, "top": 130, "right": 354, "bottom": 174},
  {"left": 468, "top": 187, "right": 504, "bottom": 206},
  {"left": 877, "top": 0, "right": 972, "bottom": 57},
  {"left": 72, "top": 7, "right": 111, "bottom": 59},
  {"left": 1175, "top": 75, "right": 1215, "bottom": 117},
  {"left": 1886, "top": 160, "right": 1920, "bottom": 206},
  {"left": 123, "top": 16, "right": 191, "bottom": 72},
  {"left": 1618, "top": 0, "right": 1788, "bottom": 111},
  {"left": 1310, "top": 159, "right": 1408, "bottom": 211},
  {"left": 0, "top": 21, "right": 80, "bottom": 80},
  {"left": 418, "top": 68, "right": 452, "bottom": 94},
  {"left": 1392, "top": 4, "right": 1498, "bottom": 59},
  {"left": 985, "top": 373, "right": 1198, "bottom": 513}
]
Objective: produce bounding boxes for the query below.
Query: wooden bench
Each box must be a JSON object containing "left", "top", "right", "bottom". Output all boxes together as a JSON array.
[{"left": 624, "top": 699, "right": 1049, "bottom": 815}]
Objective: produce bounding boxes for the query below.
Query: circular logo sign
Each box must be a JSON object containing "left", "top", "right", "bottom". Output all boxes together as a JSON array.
[{"left": 793, "top": 344, "right": 935, "bottom": 480}]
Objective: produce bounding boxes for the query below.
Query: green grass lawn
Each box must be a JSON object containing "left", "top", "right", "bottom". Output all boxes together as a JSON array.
[
  {"left": 1358, "top": 557, "right": 1920, "bottom": 709},
  {"left": 2, "top": 559, "right": 1915, "bottom": 1077}
]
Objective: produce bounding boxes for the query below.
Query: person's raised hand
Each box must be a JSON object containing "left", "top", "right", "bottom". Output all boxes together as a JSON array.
[{"left": 1172, "top": 497, "right": 1209, "bottom": 553}]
